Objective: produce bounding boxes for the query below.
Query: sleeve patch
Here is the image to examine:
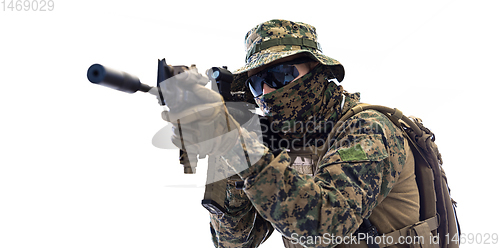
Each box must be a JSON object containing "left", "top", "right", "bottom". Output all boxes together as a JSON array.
[{"left": 337, "top": 144, "right": 368, "bottom": 162}]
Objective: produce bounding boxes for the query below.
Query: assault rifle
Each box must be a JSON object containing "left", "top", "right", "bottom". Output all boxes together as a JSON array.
[{"left": 87, "top": 59, "right": 255, "bottom": 215}]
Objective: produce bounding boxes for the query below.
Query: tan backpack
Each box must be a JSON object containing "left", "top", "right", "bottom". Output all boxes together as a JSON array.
[{"left": 335, "top": 104, "right": 460, "bottom": 248}]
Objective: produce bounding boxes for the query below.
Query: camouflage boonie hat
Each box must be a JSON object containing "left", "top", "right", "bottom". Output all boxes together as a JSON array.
[{"left": 232, "top": 19, "right": 345, "bottom": 96}]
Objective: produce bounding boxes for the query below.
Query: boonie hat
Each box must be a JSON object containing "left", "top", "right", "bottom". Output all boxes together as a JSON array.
[{"left": 232, "top": 19, "right": 345, "bottom": 88}]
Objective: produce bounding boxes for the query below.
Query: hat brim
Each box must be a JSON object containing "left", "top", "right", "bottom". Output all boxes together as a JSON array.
[
  {"left": 230, "top": 48, "right": 345, "bottom": 105},
  {"left": 233, "top": 48, "right": 344, "bottom": 84}
]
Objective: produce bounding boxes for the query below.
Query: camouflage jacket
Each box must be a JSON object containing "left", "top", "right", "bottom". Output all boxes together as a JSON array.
[{"left": 210, "top": 92, "right": 419, "bottom": 248}]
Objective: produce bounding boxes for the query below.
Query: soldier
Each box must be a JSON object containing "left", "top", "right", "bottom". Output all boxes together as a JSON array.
[{"left": 166, "top": 19, "right": 420, "bottom": 248}]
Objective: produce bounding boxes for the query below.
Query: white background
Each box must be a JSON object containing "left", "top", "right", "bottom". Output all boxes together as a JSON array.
[{"left": 1, "top": 0, "right": 498, "bottom": 247}]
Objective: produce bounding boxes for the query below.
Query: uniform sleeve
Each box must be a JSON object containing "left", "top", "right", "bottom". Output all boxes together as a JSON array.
[
  {"left": 223, "top": 110, "right": 408, "bottom": 247},
  {"left": 209, "top": 160, "right": 275, "bottom": 248}
]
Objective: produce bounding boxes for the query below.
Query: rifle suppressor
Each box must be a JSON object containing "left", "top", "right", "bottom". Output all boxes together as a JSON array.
[{"left": 87, "top": 64, "right": 153, "bottom": 93}]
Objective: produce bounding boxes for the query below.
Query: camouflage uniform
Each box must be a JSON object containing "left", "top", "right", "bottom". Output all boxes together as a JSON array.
[{"left": 210, "top": 20, "right": 420, "bottom": 248}]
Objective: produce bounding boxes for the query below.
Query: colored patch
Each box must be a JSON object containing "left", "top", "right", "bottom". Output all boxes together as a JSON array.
[{"left": 337, "top": 144, "right": 368, "bottom": 161}]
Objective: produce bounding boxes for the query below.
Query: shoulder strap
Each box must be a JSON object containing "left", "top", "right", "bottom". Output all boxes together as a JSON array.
[{"left": 334, "top": 104, "right": 418, "bottom": 135}]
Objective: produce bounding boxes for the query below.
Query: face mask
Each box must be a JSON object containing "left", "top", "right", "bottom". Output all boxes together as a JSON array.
[{"left": 254, "top": 64, "right": 344, "bottom": 143}]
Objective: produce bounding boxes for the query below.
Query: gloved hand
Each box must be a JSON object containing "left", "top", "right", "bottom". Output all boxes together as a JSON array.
[{"left": 160, "top": 68, "right": 242, "bottom": 158}]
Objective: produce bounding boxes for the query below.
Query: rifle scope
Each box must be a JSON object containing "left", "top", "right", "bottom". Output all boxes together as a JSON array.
[{"left": 87, "top": 64, "right": 153, "bottom": 93}]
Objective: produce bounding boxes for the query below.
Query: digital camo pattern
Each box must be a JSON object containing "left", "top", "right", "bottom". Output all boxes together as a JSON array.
[
  {"left": 209, "top": 175, "right": 275, "bottom": 247},
  {"left": 231, "top": 19, "right": 345, "bottom": 97},
  {"left": 253, "top": 64, "right": 343, "bottom": 145},
  {"left": 210, "top": 94, "right": 413, "bottom": 248}
]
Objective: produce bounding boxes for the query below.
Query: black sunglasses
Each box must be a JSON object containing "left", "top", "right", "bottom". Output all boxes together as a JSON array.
[{"left": 246, "top": 57, "right": 314, "bottom": 97}]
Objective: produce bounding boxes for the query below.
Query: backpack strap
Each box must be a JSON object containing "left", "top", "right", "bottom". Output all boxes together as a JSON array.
[{"left": 334, "top": 104, "right": 419, "bottom": 136}]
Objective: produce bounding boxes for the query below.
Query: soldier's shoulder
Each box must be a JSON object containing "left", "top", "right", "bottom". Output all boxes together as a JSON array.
[{"left": 338, "top": 108, "right": 399, "bottom": 136}]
